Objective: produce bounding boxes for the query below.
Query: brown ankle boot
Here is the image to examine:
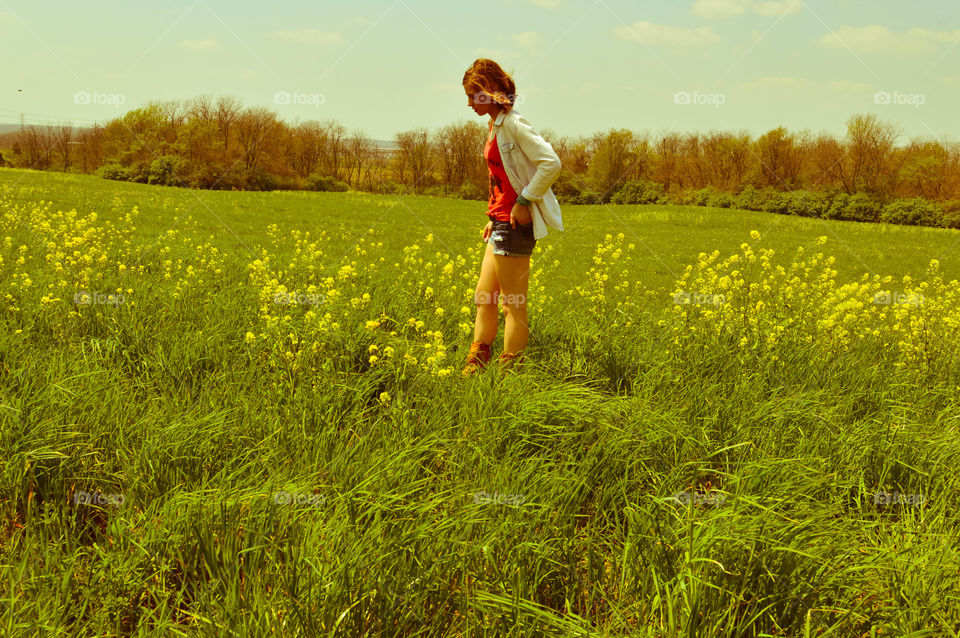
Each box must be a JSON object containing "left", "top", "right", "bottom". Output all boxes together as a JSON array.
[
  {"left": 462, "top": 341, "right": 491, "bottom": 376},
  {"left": 497, "top": 350, "right": 526, "bottom": 372}
]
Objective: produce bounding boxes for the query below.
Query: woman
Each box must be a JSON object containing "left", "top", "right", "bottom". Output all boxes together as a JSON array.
[{"left": 461, "top": 58, "right": 564, "bottom": 376}]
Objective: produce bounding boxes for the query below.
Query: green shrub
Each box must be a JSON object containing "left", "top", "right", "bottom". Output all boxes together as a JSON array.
[
  {"left": 734, "top": 185, "right": 763, "bottom": 211},
  {"left": 692, "top": 187, "right": 718, "bottom": 207},
  {"left": 147, "top": 155, "right": 189, "bottom": 187},
  {"left": 572, "top": 190, "right": 601, "bottom": 205},
  {"left": 97, "top": 163, "right": 133, "bottom": 181},
  {"left": 841, "top": 193, "right": 881, "bottom": 222},
  {"left": 457, "top": 182, "right": 485, "bottom": 201},
  {"left": 880, "top": 198, "right": 942, "bottom": 227},
  {"left": 823, "top": 193, "right": 849, "bottom": 220},
  {"left": 786, "top": 190, "right": 830, "bottom": 218},
  {"left": 760, "top": 188, "right": 791, "bottom": 215},
  {"left": 552, "top": 169, "right": 583, "bottom": 203},
  {"left": 306, "top": 173, "right": 349, "bottom": 192},
  {"left": 708, "top": 192, "right": 735, "bottom": 208},
  {"left": 242, "top": 166, "right": 279, "bottom": 191},
  {"left": 610, "top": 179, "right": 668, "bottom": 205},
  {"left": 938, "top": 199, "right": 960, "bottom": 228},
  {"left": 941, "top": 210, "right": 960, "bottom": 229}
]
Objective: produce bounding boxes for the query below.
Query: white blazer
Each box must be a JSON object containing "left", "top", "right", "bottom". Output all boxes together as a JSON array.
[{"left": 490, "top": 107, "right": 564, "bottom": 241}]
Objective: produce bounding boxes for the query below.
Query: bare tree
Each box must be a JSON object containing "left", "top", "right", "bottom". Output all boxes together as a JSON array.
[
  {"left": 215, "top": 95, "right": 242, "bottom": 161},
  {"left": 394, "top": 127, "right": 433, "bottom": 189},
  {"left": 845, "top": 114, "right": 901, "bottom": 195},
  {"left": 346, "top": 130, "right": 373, "bottom": 186},
  {"left": 235, "top": 106, "right": 278, "bottom": 170},
  {"left": 53, "top": 122, "right": 74, "bottom": 171}
]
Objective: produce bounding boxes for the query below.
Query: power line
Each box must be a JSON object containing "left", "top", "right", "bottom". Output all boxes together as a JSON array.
[{"left": 0, "top": 107, "right": 115, "bottom": 127}]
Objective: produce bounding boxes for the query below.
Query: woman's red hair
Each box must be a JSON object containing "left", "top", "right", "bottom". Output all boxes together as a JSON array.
[{"left": 463, "top": 58, "right": 517, "bottom": 110}]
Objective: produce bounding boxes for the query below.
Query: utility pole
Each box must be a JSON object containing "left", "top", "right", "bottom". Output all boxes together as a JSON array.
[{"left": 18, "top": 89, "right": 24, "bottom": 132}]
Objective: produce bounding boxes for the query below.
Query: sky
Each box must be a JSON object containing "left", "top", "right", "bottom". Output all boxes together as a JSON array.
[{"left": 2, "top": 0, "right": 959, "bottom": 145}]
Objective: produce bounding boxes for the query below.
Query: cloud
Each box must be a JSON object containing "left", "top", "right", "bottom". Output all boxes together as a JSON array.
[
  {"left": 499, "top": 0, "right": 560, "bottom": 7},
  {"left": 474, "top": 47, "right": 508, "bottom": 60},
  {"left": 742, "top": 76, "right": 873, "bottom": 100},
  {"left": 692, "top": 0, "right": 750, "bottom": 19},
  {"left": 512, "top": 31, "right": 545, "bottom": 56},
  {"left": 613, "top": 21, "right": 722, "bottom": 46},
  {"left": 752, "top": 0, "right": 802, "bottom": 16},
  {"left": 692, "top": 0, "right": 801, "bottom": 19},
  {"left": 818, "top": 25, "right": 960, "bottom": 54},
  {"left": 178, "top": 37, "right": 221, "bottom": 51},
  {"left": 269, "top": 29, "right": 343, "bottom": 44}
]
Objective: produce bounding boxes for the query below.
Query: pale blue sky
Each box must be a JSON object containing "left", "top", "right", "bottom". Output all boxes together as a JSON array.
[{"left": 2, "top": 0, "right": 959, "bottom": 144}]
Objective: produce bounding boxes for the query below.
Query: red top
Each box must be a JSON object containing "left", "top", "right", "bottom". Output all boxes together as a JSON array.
[{"left": 484, "top": 125, "right": 517, "bottom": 222}]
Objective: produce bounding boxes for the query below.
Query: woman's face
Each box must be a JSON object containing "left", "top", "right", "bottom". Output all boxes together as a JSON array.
[{"left": 465, "top": 86, "right": 502, "bottom": 118}]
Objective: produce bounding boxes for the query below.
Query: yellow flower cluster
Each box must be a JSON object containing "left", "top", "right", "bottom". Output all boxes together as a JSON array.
[
  {"left": 0, "top": 193, "right": 224, "bottom": 340},
  {"left": 570, "top": 232, "right": 640, "bottom": 323},
  {"left": 664, "top": 231, "right": 958, "bottom": 371},
  {"left": 243, "top": 231, "right": 478, "bottom": 377}
]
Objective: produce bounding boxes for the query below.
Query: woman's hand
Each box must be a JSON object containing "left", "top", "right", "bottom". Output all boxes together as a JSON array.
[
  {"left": 482, "top": 220, "right": 493, "bottom": 242},
  {"left": 510, "top": 201, "right": 532, "bottom": 227}
]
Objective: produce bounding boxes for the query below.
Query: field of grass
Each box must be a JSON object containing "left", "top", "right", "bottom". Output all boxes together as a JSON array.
[{"left": 1, "top": 167, "right": 959, "bottom": 637}]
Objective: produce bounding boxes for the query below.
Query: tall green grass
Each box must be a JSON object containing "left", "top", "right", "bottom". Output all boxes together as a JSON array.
[{"left": 1, "top": 168, "right": 958, "bottom": 637}]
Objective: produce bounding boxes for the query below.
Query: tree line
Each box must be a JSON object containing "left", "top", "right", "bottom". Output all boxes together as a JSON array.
[{"left": 1, "top": 94, "right": 958, "bottom": 206}]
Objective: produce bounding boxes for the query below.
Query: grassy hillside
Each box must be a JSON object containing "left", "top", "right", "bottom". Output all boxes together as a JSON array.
[{"left": 1, "top": 167, "right": 958, "bottom": 636}]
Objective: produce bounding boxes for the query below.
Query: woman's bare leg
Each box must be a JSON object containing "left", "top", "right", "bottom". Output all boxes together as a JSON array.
[
  {"left": 494, "top": 252, "right": 532, "bottom": 354},
  {"left": 473, "top": 242, "right": 500, "bottom": 344}
]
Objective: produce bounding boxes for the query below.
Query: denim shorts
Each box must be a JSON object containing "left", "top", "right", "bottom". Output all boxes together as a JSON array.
[{"left": 485, "top": 219, "right": 536, "bottom": 257}]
